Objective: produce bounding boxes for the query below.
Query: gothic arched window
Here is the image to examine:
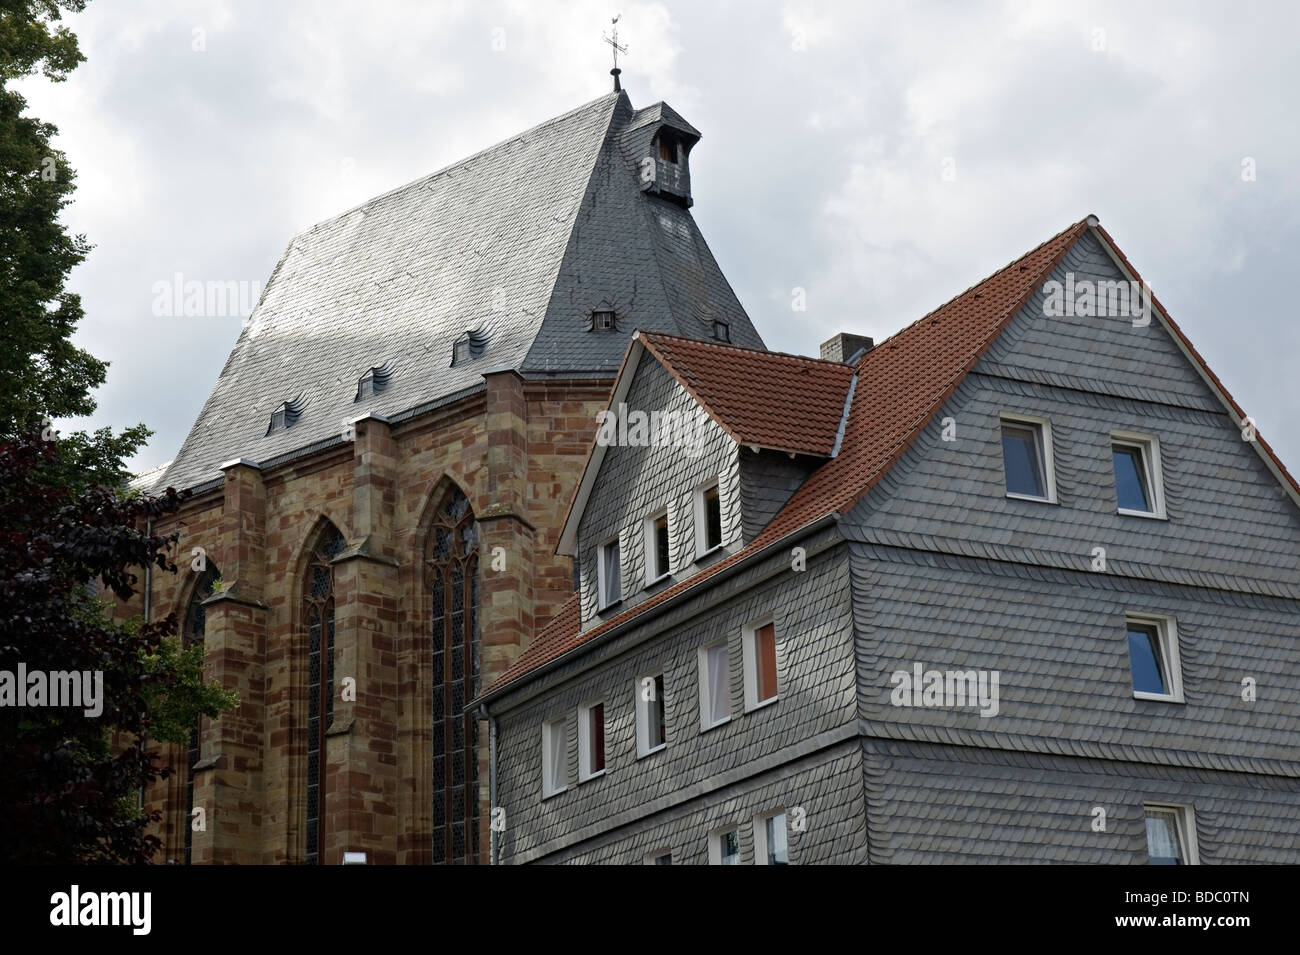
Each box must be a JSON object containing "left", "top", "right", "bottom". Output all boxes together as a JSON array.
[
  {"left": 424, "top": 485, "right": 480, "bottom": 864},
  {"left": 182, "top": 563, "right": 220, "bottom": 865},
  {"left": 303, "top": 522, "right": 346, "bottom": 865}
]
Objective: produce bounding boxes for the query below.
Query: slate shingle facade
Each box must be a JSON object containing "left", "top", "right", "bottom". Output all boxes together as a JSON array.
[{"left": 483, "top": 224, "right": 1300, "bottom": 864}]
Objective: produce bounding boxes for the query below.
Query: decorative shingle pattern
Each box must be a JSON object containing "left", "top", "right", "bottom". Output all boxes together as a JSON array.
[{"left": 863, "top": 740, "right": 1300, "bottom": 864}]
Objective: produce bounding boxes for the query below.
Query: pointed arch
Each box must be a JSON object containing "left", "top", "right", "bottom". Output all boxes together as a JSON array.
[
  {"left": 299, "top": 517, "right": 347, "bottom": 865},
  {"left": 421, "top": 478, "right": 481, "bottom": 864},
  {"left": 180, "top": 561, "right": 221, "bottom": 865}
]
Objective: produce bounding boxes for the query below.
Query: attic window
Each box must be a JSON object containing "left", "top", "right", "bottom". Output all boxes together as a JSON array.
[
  {"left": 712, "top": 319, "right": 730, "bottom": 343},
  {"left": 266, "top": 393, "right": 308, "bottom": 435},
  {"left": 355, "top": 360, "right": 395, "bottom": 401},
  {"left": 591, "top": 308, "right": 617, "bottom": 332},
  {"left": 656, "top": 130, "right": 683, "bottom": 164},
  {"left": 451, "top": 329, "right": 490, "bottom": 367}
]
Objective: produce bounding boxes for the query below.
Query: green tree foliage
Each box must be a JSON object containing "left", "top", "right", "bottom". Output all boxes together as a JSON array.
[
  {"left": 0, "top": 3, "right": 239, "bottom": 862},
  {"left": 0, "top": 0, "right": 149, "bottom": 489},
  {"left": 0, "top": 429, "right": 238, "bottom": 863}
]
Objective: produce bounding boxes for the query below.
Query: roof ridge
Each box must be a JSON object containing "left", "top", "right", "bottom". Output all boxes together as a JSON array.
[
  {"left": 639, "top": 330, "right": 849, "bottom": 369},
  {"left": 295, "top": 91, "right": 625, "bottom": 240},
  {"left": 856, "top": 216, "right": 1092, "bottom": 369}
]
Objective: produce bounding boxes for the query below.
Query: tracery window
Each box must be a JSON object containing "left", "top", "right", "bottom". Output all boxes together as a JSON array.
[
  {"left": 424, "top": 486, "right": 480, "bottom": 864},
  {"left": 304, "top": 522, "right": 346, "bottom": 865},
  {"left": 182, "top": 564, "right": 220, "bottom": 865}
]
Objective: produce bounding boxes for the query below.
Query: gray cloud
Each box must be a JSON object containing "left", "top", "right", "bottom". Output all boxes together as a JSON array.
[{"left": 18, "top": 0, "right": 1299, "bottom": 472}]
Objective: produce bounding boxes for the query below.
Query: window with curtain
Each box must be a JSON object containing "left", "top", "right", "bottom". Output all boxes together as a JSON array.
[
  {"left": 182, "top": 563, "right": 220, "bottom": 865},
  {"left": 1144, "top": 807, "right": 1186, "bottom": 864},
  {"left": 304, "top": 522, "right": 346, "bottom": 865},
  {"left": 699, "top": 641, "right": 731, "bottom": 729},
  {"left": 424, "top": 485, "right": 480, "bottom": 864}
]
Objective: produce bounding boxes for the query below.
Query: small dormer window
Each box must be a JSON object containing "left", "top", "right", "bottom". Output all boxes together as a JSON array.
[
  {"left": 453, "top": 338, "right": 471, "bottom": 365},
  {"left": 712, "top": 319, "right": 730, "bottom": 343},
  {"left": 591, "top": 308, "right": 617, "bottom": 332},
  {"left": 356, "top": 360, "right": 394, "bottom": 401},
  {"left": 656, "top": 130, "right": 683, "bottom": 164},
  {"left": 267, "top": 393, "right": 308, "bottom": 434},
  {"left": 451, "top": 329, "right": 489, "bottom": 367}
]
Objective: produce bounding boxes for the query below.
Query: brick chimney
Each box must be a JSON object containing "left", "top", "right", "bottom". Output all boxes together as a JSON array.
[{"left": 820, "top": 332, "right": 874, "bottom": 364}]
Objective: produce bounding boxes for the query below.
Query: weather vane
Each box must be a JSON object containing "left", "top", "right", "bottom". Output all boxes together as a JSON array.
[{"left": 602, "top": 15, "right": 628, "bottom": 91}]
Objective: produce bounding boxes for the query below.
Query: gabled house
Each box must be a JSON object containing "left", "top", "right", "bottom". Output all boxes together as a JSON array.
[{"left": 476, "top": 216, "right": 1300, "bottom": 865}]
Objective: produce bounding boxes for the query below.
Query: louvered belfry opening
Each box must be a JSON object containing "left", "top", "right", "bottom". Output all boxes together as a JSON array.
[
  {"left": 303, "top": 522, "right": 346, "bottom": 865},
  {"left": 424, "top": 484, "right": 480, "bottom": 864},
  {"left": 182, "top": 563, "right": 220, "bottom": 865}
]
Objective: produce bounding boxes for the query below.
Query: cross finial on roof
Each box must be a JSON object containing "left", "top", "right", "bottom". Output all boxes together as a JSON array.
[{"left": 602, "top": 15, "right": 628, "bottom": 91}]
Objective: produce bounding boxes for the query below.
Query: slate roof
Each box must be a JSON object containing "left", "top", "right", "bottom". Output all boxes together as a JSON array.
[
  {"left": 154, "top": 90, "right": 763, "bottom": 492},
  {"left": 623, "top": 101, "right": 701, "bottom": 138},
  {"left": 483, "top": 215, "right": 1300, "bottom": 698},
  {"left": 639, "top": 334, "right": 855, "bottom": 456}
]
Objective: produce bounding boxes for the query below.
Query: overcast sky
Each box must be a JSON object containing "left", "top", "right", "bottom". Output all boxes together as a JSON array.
[{"left": 18, "top": 0, "right": 1300, "bottom": 474}]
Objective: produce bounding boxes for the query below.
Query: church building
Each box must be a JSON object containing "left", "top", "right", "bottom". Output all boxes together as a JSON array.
[{"left": 133, "top": 87, "right": 764, "bottom": 864}]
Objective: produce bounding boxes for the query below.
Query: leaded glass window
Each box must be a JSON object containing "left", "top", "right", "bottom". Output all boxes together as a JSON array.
[
  {"left": 182, "top": 563, "right": 220, "bottom": 865},
  {"left": 425, "top": 486, "right": 480, "bottom": 864},
  {"left": 304, "top": 523, "right": 346, "bottom": 865}
]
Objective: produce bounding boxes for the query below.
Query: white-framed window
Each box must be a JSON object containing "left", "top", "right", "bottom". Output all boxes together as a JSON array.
[
  {"left": 708, "top": 827, "right": 741, "bottom": 865},
  {"left": 698, "top": 641, "right": 731, "bottom": 730},
  {"left": 999, "top": 414, "right": 1056, "bottom": 503},
  {"left": 597, "top": 536, "right": 621, "bottom": 609},
  {"left": 635, "top": 673, "right": 667, "bottom": 757},
  {"left": 754, "top": 811, "right": 790, "bottom": 866},
  {"left": 1144, "top": 803, "right": 1198, "bottom": 865},
  {"left": 1111, "top": 431, "right": 1166, "bottom": 518},
  {"left": 1125, "top": 613, "right": 1183, "bottom": 703},
  {"left": 645, "top": 849, "right": 673, "bottom": 865},
  {"left": 643, "top": 510, "right": 670, "bottom": 584},
  {"left": 541, "top": 718, "right": 567, "bottom": 798},
  {"left": 743, "top": 618, "right": 779, "bottom": 711},
  {"left": 578, "top": 701, "right": 605, "bottom": 781},
  {"left": 693, "top": 480, "right": 724, "bottom": 559}
]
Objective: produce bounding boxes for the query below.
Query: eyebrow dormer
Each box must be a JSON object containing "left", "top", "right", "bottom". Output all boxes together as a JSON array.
[
  {"left": 355, "top": 359, "right": 395, "bottom": 401},
  {"left": 451, "top": 328, "right": 490, "bottom": 367},
  {"left": 267, "top": 393, "right": 308, "bottom": 434},
  {"left": 622, "top": 101, "right": 701, "bottom": 208}
]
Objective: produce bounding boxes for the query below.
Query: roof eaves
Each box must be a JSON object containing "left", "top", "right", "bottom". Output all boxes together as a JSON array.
[
  {"left": 554, "top": 333, "right": 647, "bottom": 557},
  {"left": 477, "top": 511, "right": 840, "bottom": 706}
]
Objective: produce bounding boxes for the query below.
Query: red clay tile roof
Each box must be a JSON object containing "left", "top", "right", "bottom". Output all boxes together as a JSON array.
[
  {"left": 480, "top": 216, "right": 1300, "bottom": 700},
  {"left": 506, "top": 593, "right": 580, "bottom": 681},
  {"left": 639, "top": 335, "right": 855, "bottom": 456}
]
